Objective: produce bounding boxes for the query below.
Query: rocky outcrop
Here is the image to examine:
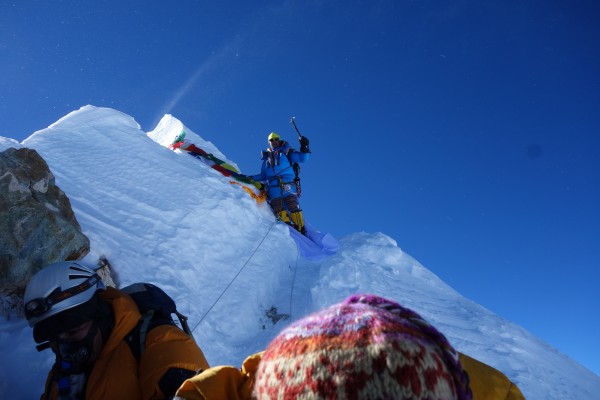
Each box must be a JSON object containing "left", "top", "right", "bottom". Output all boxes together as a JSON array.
[{"left": 0, "top": 147, "right": 90, "bottom": 317}]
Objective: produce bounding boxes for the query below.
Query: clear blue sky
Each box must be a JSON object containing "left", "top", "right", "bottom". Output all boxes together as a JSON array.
[{"left": 2, "top": 1, "right": 599, "bottom": 376}]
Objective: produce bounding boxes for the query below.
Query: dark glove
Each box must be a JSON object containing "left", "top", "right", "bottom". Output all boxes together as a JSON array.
[{"left": 299, "top": 136, "right": 310, "bottom": 153}]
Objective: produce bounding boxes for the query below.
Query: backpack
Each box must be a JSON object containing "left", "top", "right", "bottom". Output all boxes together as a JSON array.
[
  {"left": 280, "top": 140, "right": 302, "bottom": 196},
  {"left": 121, "top": 282, "right": 194, "bottom": 361},
  {"left": 291, "top": 161, "right": 301, "bottom": 197}
]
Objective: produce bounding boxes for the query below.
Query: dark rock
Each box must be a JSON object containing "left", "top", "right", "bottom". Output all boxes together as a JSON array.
[{"left": 0, "top": 147, "right": 90, "bottom": 317}]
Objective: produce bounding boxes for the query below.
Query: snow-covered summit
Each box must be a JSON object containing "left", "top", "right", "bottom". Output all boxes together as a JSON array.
[
  {"left": 147, "top": 113, "right": 238, "bottom": 170},
  {"left": 1, "top": 105, "right": 598, "bottom": 399}
]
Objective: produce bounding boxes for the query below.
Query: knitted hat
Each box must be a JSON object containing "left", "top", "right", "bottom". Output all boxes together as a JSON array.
[{"left": 254, "top": 294, "right": 472, "bottom": 400}]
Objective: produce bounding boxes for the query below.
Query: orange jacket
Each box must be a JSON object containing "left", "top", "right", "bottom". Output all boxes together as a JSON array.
[
  {"left": 174, "top": 352, "right": 525, "bottom": 400},
  {"left": 42, "top": 287, "right": 209, "bottom": 400}
]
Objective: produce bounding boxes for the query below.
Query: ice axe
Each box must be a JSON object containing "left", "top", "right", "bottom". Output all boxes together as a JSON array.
[
  {"left": 291, "top": 117, "right": 310, "bottom": 154},
  {"left": 290, "top": 117, "right": 303, "bottom": 140}
]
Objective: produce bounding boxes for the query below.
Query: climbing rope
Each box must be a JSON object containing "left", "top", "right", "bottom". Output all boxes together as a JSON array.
[
  {"left": 288, "top": 244, "right": 300, "bottom": 320},
  {"left": 191, "top": 220, "right": 277, "bottom": 334}
]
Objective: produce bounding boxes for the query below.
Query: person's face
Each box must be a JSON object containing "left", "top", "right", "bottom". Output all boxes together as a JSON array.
[
  {"left": 269, "top": 138, "right": 280, "bottom": 148},
  {"left": 56, "top": 320, "right": 103, "bottom": 366},
  {"left": 58, "top": 320, "right": 95, "bottom": 341}
]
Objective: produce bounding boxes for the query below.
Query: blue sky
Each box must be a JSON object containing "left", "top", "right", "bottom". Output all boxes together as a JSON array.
[{"left": 2, "top": 0, "right": 599, "bottom": 376}]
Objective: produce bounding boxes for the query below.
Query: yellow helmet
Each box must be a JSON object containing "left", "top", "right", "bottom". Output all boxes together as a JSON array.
[{"left": 268, "top": 132, "right": 280, "bottom": 142}]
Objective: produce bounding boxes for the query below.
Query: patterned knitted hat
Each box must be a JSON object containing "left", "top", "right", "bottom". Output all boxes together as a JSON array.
[{"left": 254, "top": 294, "right": 472, "bottom": 400}]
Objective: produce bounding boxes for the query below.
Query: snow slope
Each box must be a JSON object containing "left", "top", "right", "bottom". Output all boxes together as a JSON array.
[{"left": 0, "top": 105, "right": 598, "bottom": 399}]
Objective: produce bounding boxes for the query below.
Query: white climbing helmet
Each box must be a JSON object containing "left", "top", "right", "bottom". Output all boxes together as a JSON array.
[{"left": 24, "top": 261, "right": 105, "bottom": 328}]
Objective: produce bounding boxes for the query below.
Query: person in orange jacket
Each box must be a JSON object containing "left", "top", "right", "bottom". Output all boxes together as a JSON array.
[
  {"left": 24, "top": 261, "right": 210, "bottom": 400},
  {"left": 174, "top": 294, "right": 525, "bottom": 400}
]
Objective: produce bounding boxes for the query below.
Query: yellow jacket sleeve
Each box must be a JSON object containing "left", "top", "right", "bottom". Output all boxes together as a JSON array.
[
  {"left": 175, "top": 353, "right": 263, "bottom": 400},
  {"left": 459, "top": 353, "right": 525, "bottom": 400},
  {"left": 176, "top": 351, "right": 525, "bottom": 400}
]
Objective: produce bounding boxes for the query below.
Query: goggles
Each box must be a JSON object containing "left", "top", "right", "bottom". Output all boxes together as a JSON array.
[
  {"left": 25, "top": 274, "right": 101, "bottom": 320},
  {"left": 269, "top": 138, "right": 280, "bottom": 142}
]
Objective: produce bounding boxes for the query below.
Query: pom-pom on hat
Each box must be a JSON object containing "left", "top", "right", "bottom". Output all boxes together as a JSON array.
[{"left": 254, "top": 294, "right": 472, "bottom": 400}]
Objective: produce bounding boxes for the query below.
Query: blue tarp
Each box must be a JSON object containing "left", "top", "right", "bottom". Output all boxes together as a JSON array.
[{"left": 288, "top": 221, "right": 339, "bottom": 261}]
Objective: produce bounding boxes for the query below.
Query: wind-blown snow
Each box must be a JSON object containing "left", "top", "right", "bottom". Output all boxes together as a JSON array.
[{"left": 1, "top": 105, "right": 598, "bottom": 399}]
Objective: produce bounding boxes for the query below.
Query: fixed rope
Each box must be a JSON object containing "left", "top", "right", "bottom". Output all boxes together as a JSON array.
[
  {"left": 190, "top": 220, "right": 277, "bottom": 333},
  {"left": 288, "top": 244, "right": 300, "bottom": 320}
]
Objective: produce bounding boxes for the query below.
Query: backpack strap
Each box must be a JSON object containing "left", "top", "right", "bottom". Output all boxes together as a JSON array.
[
  {"left": 138, "top": 309, "right": 155, "bottom": 358},
  {"left": 124, "top": 308, "right": 198, "bottom": 399},
  {"left": 125, "top": 307, "right": 178, "bottom": 361}
]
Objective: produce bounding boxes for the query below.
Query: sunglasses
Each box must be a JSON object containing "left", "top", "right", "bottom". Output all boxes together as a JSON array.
[
  {"left": 269, "top": 138, "right": 279, "bottom": 142},
  {"left": 25, "top": 274, "right": 101, "bottom": 320}
]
